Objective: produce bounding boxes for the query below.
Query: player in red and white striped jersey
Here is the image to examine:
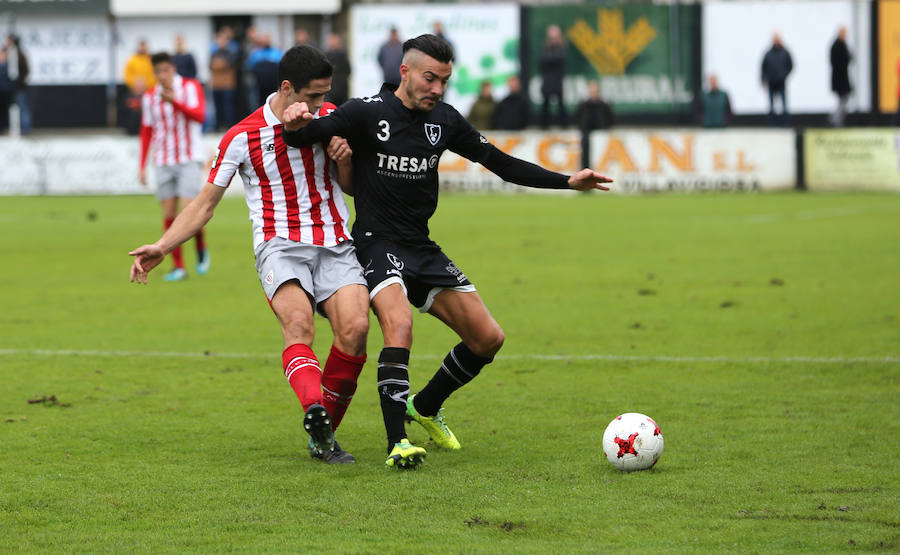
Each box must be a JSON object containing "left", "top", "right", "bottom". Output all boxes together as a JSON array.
[
  {"left": 139, "top": 52, "right": 209, "bottom": 282},
  {"left": 129, "top": 46, "right": 370, "bottom": 464}
]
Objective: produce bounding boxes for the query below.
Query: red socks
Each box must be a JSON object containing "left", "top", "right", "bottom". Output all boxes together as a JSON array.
[
  {"left": 163, "top": 217, "right": 184, "bottom": 268},
  {"left": 195, "top": 227, "right": 206, "bottom": 254},
  {"left": 282, "top": 344, "right": 323, "bottom": 412},
  {"left": 321, "top": 346, "right": 367, "bottom": 431}
]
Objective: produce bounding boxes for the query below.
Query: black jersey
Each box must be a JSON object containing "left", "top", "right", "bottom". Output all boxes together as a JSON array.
[{"left": 282, "top": 83, "right": 569, "bottom": 245}]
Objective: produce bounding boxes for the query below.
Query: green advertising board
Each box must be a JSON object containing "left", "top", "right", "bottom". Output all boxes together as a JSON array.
[
  {"left": 0, "top": 0, "right": 108, "bottom": 14},
  {"left": 528, "top": 3, "right": 696, "bottom": 115}
]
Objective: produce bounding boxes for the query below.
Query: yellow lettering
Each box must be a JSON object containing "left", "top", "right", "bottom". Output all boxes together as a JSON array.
[
  {"left": 537, "top": 136, "right": 580, "bottom": 172},
  {"left": 648, "top": 135, "right": 693, "bottom": 173},
  {"left": 736, "top": 151, "right": 755, "bottom": 171},
  {"left": 713, "top": 151, "right": 728, "bottom": 171},
  {"left": 596, "top": 137, "right": 637, "bottom": 172}
]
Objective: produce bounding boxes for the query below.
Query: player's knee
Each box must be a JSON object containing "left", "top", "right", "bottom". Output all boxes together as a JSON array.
[
  {"left": 382, "top": 313, "right": 413, "bottom": 347},
  {"left": 281, "top": 310, "right": 315, "bottom": 344},
  {"left": 473, "top": 325, "right": 504, "bottom": 358},
  {"left": 336, "top": 314, "right": 369, "bottom": 349}
]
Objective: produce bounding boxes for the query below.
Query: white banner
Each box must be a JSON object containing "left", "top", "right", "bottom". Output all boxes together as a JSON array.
[
  {"left": 0, "top": 130, "right": 796, "bottom": 196},
  {"left": 589, "top": 129, "right": 796, "bottom": 192},
  {"left": 349, "top": 4, "right": 520, "bottom": 117},
  {"left": 13, "top": 16, "right": 112, "bottom": 85},
  {"left": 439, "top": 129, "right": 797, "bottom": 193},
  {"left": 703, "top": 0, "right": 871, "bottom": 114},
  {"left": 0, "top": 136, "right": 238, "bottom": 196}
]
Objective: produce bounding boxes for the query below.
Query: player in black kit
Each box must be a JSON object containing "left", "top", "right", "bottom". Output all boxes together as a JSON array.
[{"left": 282, "top": 34, "right": 612, "bottom": 468}]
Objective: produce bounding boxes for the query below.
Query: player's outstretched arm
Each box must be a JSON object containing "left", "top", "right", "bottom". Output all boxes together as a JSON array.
[
  {"left": 480, "top": 146, "right": 613, "bottom": 191},
  {"left": 129, "top": 182, "right": 226, "bottom": 284}
]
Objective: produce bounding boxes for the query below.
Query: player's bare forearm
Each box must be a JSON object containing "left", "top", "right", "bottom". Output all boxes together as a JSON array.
[
  {"left": 129, "top": 183, "right": 224, "bottom": 283},
  {"left": 327, "top": 136, "right": 354, "bottom": 195},
  {"left": 336, "top": 161, "right": 354, "bottom": 196},
  {"left": 157, "top": 183, "right": 223, "bottom": 252}
]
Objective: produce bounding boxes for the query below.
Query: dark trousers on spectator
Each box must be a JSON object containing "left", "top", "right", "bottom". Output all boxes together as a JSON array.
[
  {"left": 541, "top": 90, "right": 568, "bottom": 128},
  {"left": 767, "top": 81, "right": 790, "bottom": 126},
  {"left": 213, "top": 89, "right": 237, "bottom": 131}
]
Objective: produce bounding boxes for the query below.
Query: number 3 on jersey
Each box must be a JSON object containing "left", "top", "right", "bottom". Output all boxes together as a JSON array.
[{"left": 377, "top": 120, "right": 390, "bottom": 141}]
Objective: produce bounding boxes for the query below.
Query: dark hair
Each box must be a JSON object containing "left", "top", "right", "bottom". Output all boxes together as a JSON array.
[
  {"left": 402, "top": 34, "right": 454, "bottom": 63},
  {"left": 278, "top": 45, "right": 333, "bottom": 91},
  {"left": 150, "top": 52, "right": 173, "bottom": 66}
]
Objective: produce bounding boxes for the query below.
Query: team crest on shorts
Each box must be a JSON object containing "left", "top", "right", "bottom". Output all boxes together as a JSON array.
[
  {"left": 265, "top": 269, "right": 274, "bottom": 285},
  {"left": 387, "top": 252, "right": 404, "bottom": 270},
  {"left": 425, "top": 123, "right": 441, "bottom": 146}
]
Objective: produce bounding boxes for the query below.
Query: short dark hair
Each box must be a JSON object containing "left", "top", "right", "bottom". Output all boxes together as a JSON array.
[
  {"left": 402, "top": 34, "right": 454, "bottom": 63},
  {"left": 278, "top": 45, "right": 333, "bottom": 91},
  {"left": 150, "top": 52, "right": 173, "bottom": 66}
]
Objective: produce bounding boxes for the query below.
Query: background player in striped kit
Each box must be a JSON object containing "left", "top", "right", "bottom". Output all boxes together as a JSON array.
[
  {"left": 139, "top": 52, "right": 210, "bottom": 282},
  {"left": 129, "top": 46, "right": 370, "bottom": 464}
]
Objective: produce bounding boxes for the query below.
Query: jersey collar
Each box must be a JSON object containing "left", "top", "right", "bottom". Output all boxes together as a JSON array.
[{"left": 263, "top": 92, "right": 281, "bottom": 127}]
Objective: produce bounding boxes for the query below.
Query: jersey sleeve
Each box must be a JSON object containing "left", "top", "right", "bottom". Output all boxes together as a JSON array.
[
  {"left": 447, "top": 108, "right": 493, "bottom": 164},
  {"left": 282, "top": 98, "right": 364, "bottom": 148},
  {"left": 207, "top": 130, "right": 247, "bottom": 188}
]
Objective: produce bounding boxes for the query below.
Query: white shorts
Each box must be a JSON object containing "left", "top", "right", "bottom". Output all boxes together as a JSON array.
[
  {"left": 155, "top": 161, "right": 203, "bottom": 201},
  {"left": 254, "top": 237, "right": 367, "bottom": 311}
]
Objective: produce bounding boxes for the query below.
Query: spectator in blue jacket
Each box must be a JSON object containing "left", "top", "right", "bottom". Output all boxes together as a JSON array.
[{"left": 761, "top": 33, "right": 793, "bottom": 126}]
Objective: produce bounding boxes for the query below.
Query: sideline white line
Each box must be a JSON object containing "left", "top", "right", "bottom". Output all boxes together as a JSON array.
[{"left": 0, "top": 348, "right": 896, "bottom": 364}]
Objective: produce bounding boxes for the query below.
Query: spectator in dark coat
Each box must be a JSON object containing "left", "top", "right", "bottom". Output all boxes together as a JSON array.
[
  {"left": 4, "top": 35, "right": 30, "bottom": 134},
  {"left": 829, "top": 26, "right": 852, "bottom": 127},
  {"left": 574, "top": 80, "right": 613, "bottom": 167},
  {"left": 539, "top": 25, "right": 568, "bottom": 128},
  {"left": 492, "top": 76, "right": 531, "bottom": 130},
  {"left": 467, "top": 80, "right": 496, "bottom": 130},
  {"left": 325, "top": 33, "right": 351, "bottom": 106},
  {"left": 761, "top": 33, "right": 793, "bottom": 126},
  {"left": 247, "top": 33, "right": 282, "bottom": 104},
  {"left": 0, "top": 48, "right": 11, "bottom": 133},
  {"left": 377, "top": 28, "right": 403, "bottom": 86},
  {"left": 173, "top": 35, "right": 197, "bottom": 79}
]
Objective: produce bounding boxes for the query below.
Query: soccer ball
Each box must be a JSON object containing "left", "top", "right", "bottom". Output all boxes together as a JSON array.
[{"left": 602, "top": 412, "right": 664, "bottom": 471}]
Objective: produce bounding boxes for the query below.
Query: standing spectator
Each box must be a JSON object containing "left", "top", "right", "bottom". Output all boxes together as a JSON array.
[
  {"left": 247, "top": 33, "right": 283, "bottom": 105},
  {"left": 377, "top": 27, "right": 403, "bottom": 86},
  {"left": 467, "top": 80, "right": 496, "bottom": 130},
  {"left": 432, "top": 21, "right": 453, "bottom": 53},
  {"left": 124, "top": 39, "right": 156, "bottom": 94},
  {"left": 4, "top": 35, "right": 30, "bottom": 135},
  {"left": 698, "top": 74, "right": 731, "bottom": 128},
  {"left": 210, "top": 31, "right": 238, "bottom": 130},
  {"left": 829, "top": 26, "right": 852, "bottom": 127},
  {"left": 492, "top": 75, "right": 531, "bottom": 130},
  {"left": 173, "top": 35, "right": 197, "bottom": 79},
  {"left": 761, "top": 33, "right": 793, "bottom": 127},
  {"left": 574, "top": 80, "right": 614, "bottom": 168},
  {"left": 0, "top": 48, "right": 11, "bottom": 133},
  {"left": 539, "top": 25, "right": 568, "bottom": 128},
  {"left": 325, "top": 33, "right": 351, "bottom": 106},
  {"left": 139, "top": 52, "right": 209, "bottom": 282}
]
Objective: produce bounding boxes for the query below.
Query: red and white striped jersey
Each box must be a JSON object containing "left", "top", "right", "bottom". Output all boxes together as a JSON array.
[
  {"left": 208, "top": 94, "right": 351, "bottom": 249},
  {"left": 141, "top": 74, "right": 205, "bottom": 168}
]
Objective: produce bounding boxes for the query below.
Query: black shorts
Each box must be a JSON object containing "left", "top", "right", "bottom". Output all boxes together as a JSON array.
[{"left": 355, "top": 237, "right": 476, "bottom": 312}]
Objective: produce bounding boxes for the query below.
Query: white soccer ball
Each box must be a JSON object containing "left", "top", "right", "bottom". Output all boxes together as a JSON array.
[{"left": 602, "top": 412, "right": 664, "bottom": 472}]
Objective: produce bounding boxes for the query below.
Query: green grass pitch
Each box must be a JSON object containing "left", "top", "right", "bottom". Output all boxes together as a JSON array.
[{"left": 1, "top": 191, "right": 898, "bottom": 551}]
